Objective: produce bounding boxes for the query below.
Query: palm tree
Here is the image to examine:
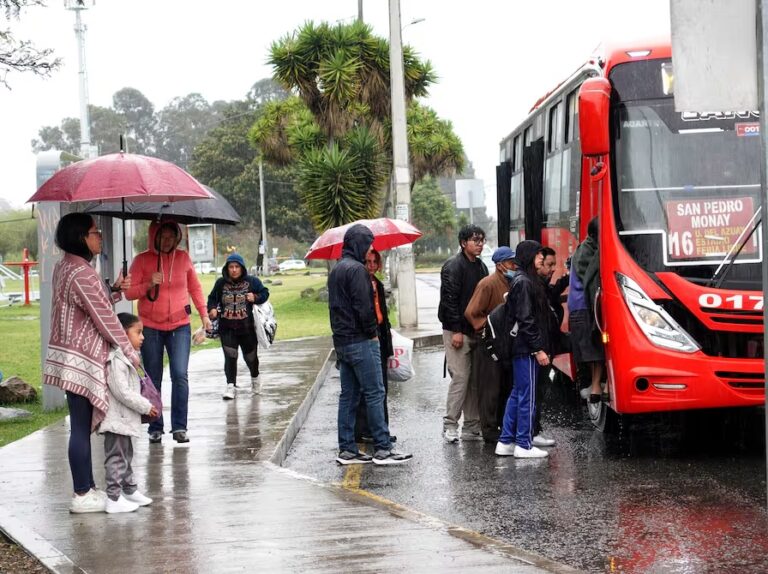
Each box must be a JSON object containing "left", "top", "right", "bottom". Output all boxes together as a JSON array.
[{"left": 253, "top": 20, "right": 460, "bottom": 230}]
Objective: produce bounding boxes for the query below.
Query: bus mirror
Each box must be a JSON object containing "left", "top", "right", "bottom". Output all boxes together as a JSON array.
[{"left": 579, "top": 77, "right": 612, "bottom": 156}]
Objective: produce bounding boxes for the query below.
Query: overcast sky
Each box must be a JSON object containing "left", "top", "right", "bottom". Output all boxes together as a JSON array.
[{"left": 0, "top": 0, "right": 671, "bottom": 216}]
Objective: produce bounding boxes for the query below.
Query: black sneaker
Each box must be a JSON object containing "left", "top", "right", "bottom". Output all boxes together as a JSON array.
[
  {"left": 172, "top": 431, "right": 189, "bottom": 443},
  {"left": 335, "top": 451, "right": 373, "bottom": 465},
  {"left": 372, "top": 449, "right": 412, "bottom": 465},
  {"left": 148, "top": 431, "right": 162, "bottom": 444}
]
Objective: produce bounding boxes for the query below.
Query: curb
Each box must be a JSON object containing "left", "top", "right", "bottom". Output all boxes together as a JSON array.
[
  {"left": 0, "top": 507, "right": 85, "bottom": 574},
  {"left": 268, "top": 347, "right": 336, "bottom": 466}
]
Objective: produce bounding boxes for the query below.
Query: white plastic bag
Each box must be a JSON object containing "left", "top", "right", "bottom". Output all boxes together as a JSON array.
[
  {"left": 387, "top": 329, "right": 415, "bottom": 382},
  {"left": 253, "top": 301, "right": 278, "bottom": 349}
]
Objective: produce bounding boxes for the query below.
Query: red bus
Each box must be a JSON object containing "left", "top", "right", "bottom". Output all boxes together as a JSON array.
[{"left": 495, "top": 39, "right": 764, "bottom": 430}]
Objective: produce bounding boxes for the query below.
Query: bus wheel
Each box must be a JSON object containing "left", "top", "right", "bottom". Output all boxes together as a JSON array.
[{"left": 587, "top": 397, "right": 619, "bottom": 433}]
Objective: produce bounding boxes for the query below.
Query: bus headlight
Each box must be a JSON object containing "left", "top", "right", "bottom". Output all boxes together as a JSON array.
[{"left": 616, "top": 273, "right": 700, "bottom": 353}]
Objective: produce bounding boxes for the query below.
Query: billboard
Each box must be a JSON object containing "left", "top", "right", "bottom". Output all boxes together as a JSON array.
[{"left": 187, "top": 224, "right": 214, "bottom": 263}]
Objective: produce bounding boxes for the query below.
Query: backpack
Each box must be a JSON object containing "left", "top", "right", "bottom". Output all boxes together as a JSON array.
[{"left": 481, "top": 301, "right": 518, "bottom": 366}]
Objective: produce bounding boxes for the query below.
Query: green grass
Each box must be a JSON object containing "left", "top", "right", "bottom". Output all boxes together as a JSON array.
[{"left": 0, "top": 272, "right": 331, "bottom": 446}]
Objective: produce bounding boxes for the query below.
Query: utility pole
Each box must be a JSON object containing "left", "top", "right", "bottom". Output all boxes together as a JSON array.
[
  {"left": 65, "top": 0, "right": 94, "bottom": 160},
  {"left": 358, "top": 0, "right": 363, "bottom": 22},
  {"left": 388, "top": 0, "right": 417, "bottom": 327},
  {"left": 259, "top": 157, "right": 270, "bottom": 276}
]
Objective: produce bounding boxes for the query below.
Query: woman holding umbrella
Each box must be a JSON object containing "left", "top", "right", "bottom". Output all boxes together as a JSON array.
[
  {"left": 44, "top": 213, "right": 142, "bottom": 513},
  {"left": 125, "top": 220, "right": 212, "bottom": 444}
]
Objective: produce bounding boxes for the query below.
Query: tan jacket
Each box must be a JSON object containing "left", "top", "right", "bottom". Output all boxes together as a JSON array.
[{"left": 464, "top": 269, "right": 510, "bottom": 332}]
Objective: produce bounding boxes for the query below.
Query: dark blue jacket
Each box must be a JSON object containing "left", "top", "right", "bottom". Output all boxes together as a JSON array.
[
  {"left": 207, "top": 254, "right": 269, "bottom": 332},
  {"left": 328, "top": 224, "right": 378, "bottom": 348}
]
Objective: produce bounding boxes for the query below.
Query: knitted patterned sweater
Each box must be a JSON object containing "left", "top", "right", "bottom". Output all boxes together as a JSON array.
[{"left": 43, "top": 253, "right": 140, "bottom": 430}]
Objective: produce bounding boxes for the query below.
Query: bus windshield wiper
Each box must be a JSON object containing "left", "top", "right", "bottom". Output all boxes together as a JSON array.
[{"left": 708, "top": 205, "right": 761, "bottom": 288}]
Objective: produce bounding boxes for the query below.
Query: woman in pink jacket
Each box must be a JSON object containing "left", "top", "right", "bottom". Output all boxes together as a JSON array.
[{"left": 126, "top": 220, "right": 211, "bottom": 444}]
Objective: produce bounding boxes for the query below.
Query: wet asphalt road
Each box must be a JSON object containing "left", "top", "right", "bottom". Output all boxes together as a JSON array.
[{"left": 285, "top": 347, "right": 768, "bottom": 573}]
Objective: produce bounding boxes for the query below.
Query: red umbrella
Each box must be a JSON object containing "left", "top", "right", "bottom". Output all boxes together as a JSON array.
[
  {"left": 27, "top": 152, "right": 213, "bottom": 275},
  {"left": 305, "top": 217, "right": 422, "bottom": 260}
]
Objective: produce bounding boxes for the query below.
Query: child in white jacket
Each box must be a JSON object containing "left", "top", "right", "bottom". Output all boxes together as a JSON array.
[{"left": 99, "top": 312, "right": 158, "bottom": 514}]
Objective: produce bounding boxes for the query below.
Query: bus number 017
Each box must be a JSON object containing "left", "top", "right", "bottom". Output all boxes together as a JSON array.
[{"left": 699, "top": 293, "right": 764, "bottom": 310}]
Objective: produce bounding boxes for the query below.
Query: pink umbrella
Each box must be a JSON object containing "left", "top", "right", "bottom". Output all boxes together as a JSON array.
[
  {"left": 28, "top": 152, "right": 213, "bottom": 275},
  {"left": 28, "top": 152, "right": 212, "bottom": 203},
  {"left": 306, "top": 217, "right": 422, "bottom": 260}
]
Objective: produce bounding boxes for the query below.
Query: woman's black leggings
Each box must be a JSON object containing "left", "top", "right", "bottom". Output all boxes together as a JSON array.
[{"left": 220, "top": 328, "right": 259, "bottom": 385}]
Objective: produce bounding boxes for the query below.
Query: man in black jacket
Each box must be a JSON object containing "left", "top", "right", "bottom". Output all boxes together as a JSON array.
[
  {"left": 328, "top": 224, "right": 412, "bottom": 466},
  {"left": 495, "top": 239, "right": 552, "bottom": 459},
  {"left": 438, "top": 224, "right": 488, "bottom": 443}
]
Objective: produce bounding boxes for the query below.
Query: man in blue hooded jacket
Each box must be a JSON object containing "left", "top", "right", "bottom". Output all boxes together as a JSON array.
[{"left": 328, "top": 224, "right": 412, "bottom": 466}]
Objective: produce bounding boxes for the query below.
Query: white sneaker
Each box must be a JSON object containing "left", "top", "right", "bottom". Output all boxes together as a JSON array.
[
  {"left": 91, "top": 488, "right": 108, "bottom": 502},
  {"left": 443, "top": 429, "right": 459, "bottom": 443},
  {"left": 513, "top": 445, "right": 549, "bottom": 458},
  {"left": 532, "top": 434, "right": 556, "bottom": 447},
  {"left": 222, "top": 384, "right": 235, "bottom": 400},
  {"left": 123, "top": 490, "right": 153, "bottom": 506},
  {"left": 69, "top": 490, "right": 106, "bottom": 514},
  {"left": 460, "top": 430, "right": 484, "bottom": 442},
  {"left": 251, "top": 376, "right": 261, "bottom": 395},
  {"left": 494, "top": 441, "right": 516, "bottom": 456},
  {"left": 105, "top": 495, "right": 140, "bottom": 514}
]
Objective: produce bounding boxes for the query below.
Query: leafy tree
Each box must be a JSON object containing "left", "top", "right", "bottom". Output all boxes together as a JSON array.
[
  {"left": 407, "top": 103, "right": 464, "bottom": 186},
  {"left": 0, "top": 208, "right": 37, "bottom": 262},
  {"left": 253, "top": 20, "right": 464, "bottom": 231},
  {"left": 411, "top": 177, "right": 456, "bottom": 253},
  {"left": 156, "top": 93, "right": 220, "bottom": 168},
  {"left": 247, "top": 77, "right": 290, "bottom": 107},
  {"left": 112, "top": 87, "right": 155, "bottom": 153},
  {"left": 191, "top": 98, "right": 315, "bottom": 242},
  {"left": 0, "top": 0, "right": 60, "bottom": 88}
]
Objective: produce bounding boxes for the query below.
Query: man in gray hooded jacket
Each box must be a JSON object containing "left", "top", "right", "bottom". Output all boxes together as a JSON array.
[{"left": 328, "top": 224, "right": 412, "bottom": 466}]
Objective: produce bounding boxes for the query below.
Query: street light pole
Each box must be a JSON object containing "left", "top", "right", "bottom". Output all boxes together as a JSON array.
[
  {"left": 388, "top": 0, "right": 418, "bottom": 328},
  {"left": 65, "top": 0, "right": 94, "bottom": 160}
]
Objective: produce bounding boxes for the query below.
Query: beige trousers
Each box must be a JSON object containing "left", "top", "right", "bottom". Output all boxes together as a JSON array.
[{"left": 442, "top": 330, "right": 480, "bottom": 432}]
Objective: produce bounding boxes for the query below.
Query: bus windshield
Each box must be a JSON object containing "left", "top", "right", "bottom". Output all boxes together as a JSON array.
[{"left": 613, "top": 98, "right": 763, "bottom": 285}]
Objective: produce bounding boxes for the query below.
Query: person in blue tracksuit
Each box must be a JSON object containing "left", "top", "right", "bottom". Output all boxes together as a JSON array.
[{"left": 495, "top": 240, "right": 553, "bottom": 458}]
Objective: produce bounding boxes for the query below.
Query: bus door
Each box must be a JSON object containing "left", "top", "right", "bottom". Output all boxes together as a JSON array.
[
  {"left": 496, "top": 161, "right": 512, "bottom": 246},
  {"left": 523, "top": 138, "right": 545, "bottom": 242}
]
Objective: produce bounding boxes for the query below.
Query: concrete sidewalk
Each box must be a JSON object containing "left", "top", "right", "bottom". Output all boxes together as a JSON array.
[{"left": 0, "top": 275, "right": 556, "bottom": 573}]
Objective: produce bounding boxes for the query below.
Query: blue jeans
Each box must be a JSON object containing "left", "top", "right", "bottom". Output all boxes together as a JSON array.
[
  {"left": 66, "top": 391, "right": 96, "bottom": 494},
  {"left": 335, "top": 339, "right": 392, "bottom": 453},
  {"left": 499, "top": 355, "right": 539, "bottom": 449},
  {"left": 142, "top": 324, "right": 191, "bottom": 434}
]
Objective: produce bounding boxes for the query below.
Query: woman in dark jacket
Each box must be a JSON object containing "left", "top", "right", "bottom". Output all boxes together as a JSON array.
[
  {"left": 355, "top": 249, "right": 395, "bottom": 442},
  {"left": 207, "top": 253, "right": 269, "bottom": 400},
  {"left": 495, "top": 240, "right": 552, "bottom": 459}
]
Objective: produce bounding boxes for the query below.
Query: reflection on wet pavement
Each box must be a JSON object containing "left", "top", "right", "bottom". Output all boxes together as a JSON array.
[{"left": 286, "top": 347, "right": 768, "bottom": 573}]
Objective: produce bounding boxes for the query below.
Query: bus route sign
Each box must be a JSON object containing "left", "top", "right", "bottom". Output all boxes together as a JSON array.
[{"left": 665, "top": 197, "right": 756, "bottom": 260}]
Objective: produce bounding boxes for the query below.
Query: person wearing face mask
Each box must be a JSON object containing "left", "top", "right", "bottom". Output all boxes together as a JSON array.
[
  {"left": 495, "top": 239, "right": 553, "bottom": 458},
  {"left": 464, "top": 246, "right": 517, "bottom": 443},
  {"left": 125, "top": 220, "right": 212, "bottom": 445}
]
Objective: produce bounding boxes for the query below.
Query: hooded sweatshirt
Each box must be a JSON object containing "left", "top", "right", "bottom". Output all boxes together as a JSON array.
[
  {"left": 327, "top": 224, "right": 378, "bottom": 348},
  {"left": 506, "top": 240, "right": 550, "bottom": 356},
  {"left": 125, "top": 220, "right": 207, "bottom": 331},
  {"left": 207, "top": 253, "right": 269, "bottom": 333}
]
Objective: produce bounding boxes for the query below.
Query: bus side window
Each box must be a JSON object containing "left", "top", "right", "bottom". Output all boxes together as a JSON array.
[
  {"left": 545, "top": 103, "right": 563, "bottom": 216},
  {"left": 565, "top": 90, "right": 577, "bottom": 144}
]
